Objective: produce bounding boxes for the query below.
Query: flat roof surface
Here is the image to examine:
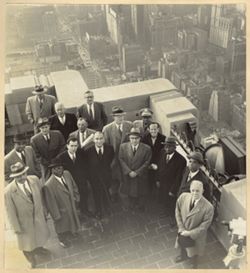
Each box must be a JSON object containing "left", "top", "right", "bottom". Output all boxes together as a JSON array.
[
  {"left": 9, "top": 75, "right": 36, "bottom": 92},
  {"left": 50, "top": 70, "right": 89, "bottom": 108},
  {"left": 156, "top": 96, "right": 197, "bottom": 116},
  {"left": 92, "top": 78, "right": 177, "bottom": 102}
]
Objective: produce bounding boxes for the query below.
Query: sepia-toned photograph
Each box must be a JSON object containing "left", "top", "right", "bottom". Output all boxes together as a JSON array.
[{"left": 4, "top": 3, "right": 246, "bottom": 270}]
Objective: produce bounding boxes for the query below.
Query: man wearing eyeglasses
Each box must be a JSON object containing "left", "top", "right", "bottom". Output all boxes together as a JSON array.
[{"left": 77, "top": 90, "right": 107, "bottom": 131}]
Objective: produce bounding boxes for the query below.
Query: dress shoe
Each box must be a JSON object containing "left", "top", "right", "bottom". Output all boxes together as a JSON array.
[
  {"left": 59, "top": 240, "right": 71, "bottom": 248},
  {"left": 175, "top": 255, "right": 188, "bottom": 263},
  {"left": 36, "top": 247, "right": 50, "bottom": 256}
]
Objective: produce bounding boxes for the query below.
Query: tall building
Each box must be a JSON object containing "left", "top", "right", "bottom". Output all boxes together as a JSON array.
[
  {"left": 131, "top": 5, "right": 145, "bottom": 44},
  {"left": 148, "top": 13, "right": 180, "bottom": 48},
  {"left": 228, "top": 37, "right": 246, "bottom": 75},
  {"left": 209, "top": 5, "right": 234, "bottom": 49},
  {"left": 208, "top": 89, "right": 231, "bottom": 124},
  {"left": 197, "top": 5, "right": 212, "bottom": 30},
  {"left": 231, "top": 103, "right": 246, "bottom": 134},
  {"left": 42, "top": 11, "right": 58, "bottom": 39},
  {"left": 158, "top": 55, "right": 178, "bottom": 80},
  {"left": 121, "top": 44, "right": 144, "bottom": 73}
]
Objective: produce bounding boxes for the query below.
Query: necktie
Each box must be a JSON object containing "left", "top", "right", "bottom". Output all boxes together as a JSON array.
[
  {"left": 89, "top": 105, "right": 94, "bottom": 120},
  {"left": 61, "top": 176, "right": 69, "bottom": 191},
  {"left": 187, "top": 172, "right": 192, "bottom": 182},
  {"left": 21, "top": 152, "right": 26, "bottom": 164},
  {"left": 166, "top": 154, "right": 170, "bottom": 164},
  {"left": 72, "top": 154, "right": 76, "bottom": 163},
  {"left": 189, "top": 199, "right": 195, "bottom": 211},
  {"left": 46, "top": 135, "right": 50, "bottom": 144},
  {"left": 39, "top": 99, "right": 43, "bottom": 110},
  {"left": 98, "top": 148, "right": 103, "bottom": 159},
  {"left": 23, "top": 183, "right": 33, "bottom": 202},
  {"left": 118, "top": 125, "right": 122, "bottom": 135},
  {"left": 133, "top": 147, "right": 137, "bottom": 156}
]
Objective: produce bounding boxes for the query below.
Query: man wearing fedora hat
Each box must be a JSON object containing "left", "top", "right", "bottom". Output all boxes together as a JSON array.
[
  {"left": 119, "top": 127, "right": 152, "bottom": 212},
  {"left": 77, "top": 90, "right": 107, "bottom": 131},
  {"left": 178, "top": 151, "right": 212, "bottom": 201},
  {"left": 25, "top": 85, "right": 57, "bottom": 133},
  {"left": 43, "top": 158, "right": 80, "bottom": 248},
  {"left": 156, "top": 136, "right": 186, "bottom": 221},
  {"left": 5, "top": 162, "right": 50, "bottom": 268},
  {"left": 5, "top": 134, "right": 41, "bottom": 184},
  {"left": 103, "top": 106, "right": 133, "bottom": 203},
  {"left": 30, "top": 117, "right": 65, "bottom": 181}
]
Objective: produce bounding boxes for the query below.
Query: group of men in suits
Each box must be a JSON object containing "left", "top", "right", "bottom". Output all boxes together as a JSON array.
[{"left": 5, "top": 85, "right": 214, "bottom": 268}]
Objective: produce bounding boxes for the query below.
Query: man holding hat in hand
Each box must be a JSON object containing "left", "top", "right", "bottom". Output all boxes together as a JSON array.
[
  {"left": 103, "top": 106, "right": 133, "bottom": 202},
  {"left": 25, "top": 85, "right": 57, "bottom": 133},
  {"left": 5, "top": 133, "right": 41, "bottom": 184},
  {"left": 178, "top": 151, "right": 212, "bottom": 201},
  {"left": 119, "top": 127, "right": 152, "bottom": 212},
  {"left": 156, "top": 136, "right": 186, "bottom": 222},
  {"left": 43, "top": 158, "right": 80, "bottom": 248},
  {"left": 30, "top": 117, "right": 65, "bottom": 181},
  {"left": 5, "top": 162, "right": 50, "bottom": 268}
]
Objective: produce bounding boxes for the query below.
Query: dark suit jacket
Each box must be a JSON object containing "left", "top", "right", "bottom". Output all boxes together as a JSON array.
[
  {"left": 49, "top": 113, "right": 77, "bottom": 141},
  {"left": 85, "top": 144, "right": 114, "bottom": 189},
  {"left": 5, "top": 146, "right": 42, "bottom": 183},
  {"left": 69, "top": 128, "right": 96, "bottom": 150},
  {"left": 141, "top": 132, "right": 166, "bottom": 164},
  {"left": 30, "top": 130, "right": 65, "bottom": 167},
  {"left": 57, "top": 149, "right": 87, "bottom": 187},
  {"left": 178, "top": 168, "right": 212, "bottom": 201},
  {"left": 77, "top": 102, "right": 107, "bottom": 131},
  {"left": 156, "top": 150, "right": 186, "bottom": 196}
]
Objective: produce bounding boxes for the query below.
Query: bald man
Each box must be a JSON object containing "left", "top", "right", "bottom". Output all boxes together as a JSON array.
[
  {"left": 175, "top": 180, "right": 214, "bottom": 268},
  {"left": 49, "top": 102, "right": 77, "bottom": 141}
]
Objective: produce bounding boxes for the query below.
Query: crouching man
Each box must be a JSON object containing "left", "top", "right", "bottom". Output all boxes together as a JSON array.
[{"left": 175, "top": 180, "right": 214, "bottom": 268}]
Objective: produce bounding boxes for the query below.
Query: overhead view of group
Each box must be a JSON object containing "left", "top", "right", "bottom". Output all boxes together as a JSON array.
[{"left": 4, "top": 85, "right": 214, "bottom": 269}]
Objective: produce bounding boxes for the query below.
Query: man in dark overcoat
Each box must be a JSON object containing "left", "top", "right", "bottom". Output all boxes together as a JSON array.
[
  {"left": 5, "top": 162, "right": 50, "bottom": 268},
  {"left": 30, "top": 117, "right": 65, "bottom": 181},
  {"left": 178, "top": 151, "right": 212, "bottom": 201},
  {"left": 141, "top": 122, "right": 166, "bottom": 193},
  {"left": 85, "top": 132, "right": 114, "bottom": 219},
  {"left": 49, "top": 102, "right": 77, "bottom": 141},
  {"left": 156, "top": 136, "right": 186, "bottom": 222},
  {"left": 119, "top": 127, "right": 152, "bottom": 212},
  {"left": 5, "top": 134, "right": 41, "bottom": 184},
  {"left": 57, "top": 137, "right": 91, "bottom": 219},
  {"left": 43, "top": 158, "right": 80, "bottom": 248}
]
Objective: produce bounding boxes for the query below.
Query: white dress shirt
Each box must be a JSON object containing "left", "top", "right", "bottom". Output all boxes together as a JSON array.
[
  {"left": 58, "top": 115, "right": 66, "bottom": 125},
  {"left": 17, "top": 180, "right": 32, "bottom": 195},
  {"left": 95, "top": 146, "right": 104, "bottom": 154},
  {"left": 68, "top": 151, "right": 76, "bottom": 161}
]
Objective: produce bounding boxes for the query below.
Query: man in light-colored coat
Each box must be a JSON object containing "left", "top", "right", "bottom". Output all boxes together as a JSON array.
[
  {"left": 119, "top": 128, "right": 152, "bottom": 212},
  {"left": 5, "top": 134, "right": 41, "bottom": 184},
  {"left": 103, "top": 106, "right": 133, "bottom": 202},
  {"left": 43, "top": 158, "right": 80, "bottom": 248},
  {"left": 25, "top": 85, "right": 57, "bottom": 133},
  {"left": 5, "top": 162, "right": 50, "bottom": 268},
  {"left": 175, "top": 180, "right": 214, "bottom": 268}
]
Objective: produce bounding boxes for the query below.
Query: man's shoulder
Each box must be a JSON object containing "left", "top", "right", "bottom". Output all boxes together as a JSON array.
[
  {"left": 103, "top": 122, "right": 115, "bottom": 131},
  {"left": 69, "top": 130, "right": 78, "bottom": 137},
  {"left": 5, "top": 181, "right": 17, "bottom": 195},
  {"left": 86, "top": 128, "right": 96, "bottom": 134},
  {"left": 27, "top": 95, "right": 36, "bottom": 102},
  {"left": 50, "top": 130, "right": 64, "bottom": 137},
  {"left": 4, "top": 149, "right": 15, "bottom": 160},
  {"left": 174, "top": 151, "right": 186, "bottom": 162},
  {"left": 45, "top": 94, "right": 56, "bottom": 101},
  {"left": 31, "top": 133, "right": 42, "bottom": 141}
]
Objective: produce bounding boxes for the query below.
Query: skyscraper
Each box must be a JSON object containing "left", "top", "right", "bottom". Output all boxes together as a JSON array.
[
  {"left": 131, "top": 5, "right": 145, "bottom": 45},
  {"left": 209, "top": 5, "right": 234, "bottom": 48}
]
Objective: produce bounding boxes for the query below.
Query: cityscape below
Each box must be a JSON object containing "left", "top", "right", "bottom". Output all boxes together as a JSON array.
[{"left": 4, "top": 4, "right": 246, "bottom": 269}]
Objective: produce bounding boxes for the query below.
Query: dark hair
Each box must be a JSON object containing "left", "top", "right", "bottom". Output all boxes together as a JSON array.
[
  {"left": 77, "top": 117, "right": 88, "bottom": 124},
  {"left": 148, "top": 122, "right": 160, "bottom": 129},
  {"left": 66, "top": 137, "right": 78, "bottom": 144}
]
